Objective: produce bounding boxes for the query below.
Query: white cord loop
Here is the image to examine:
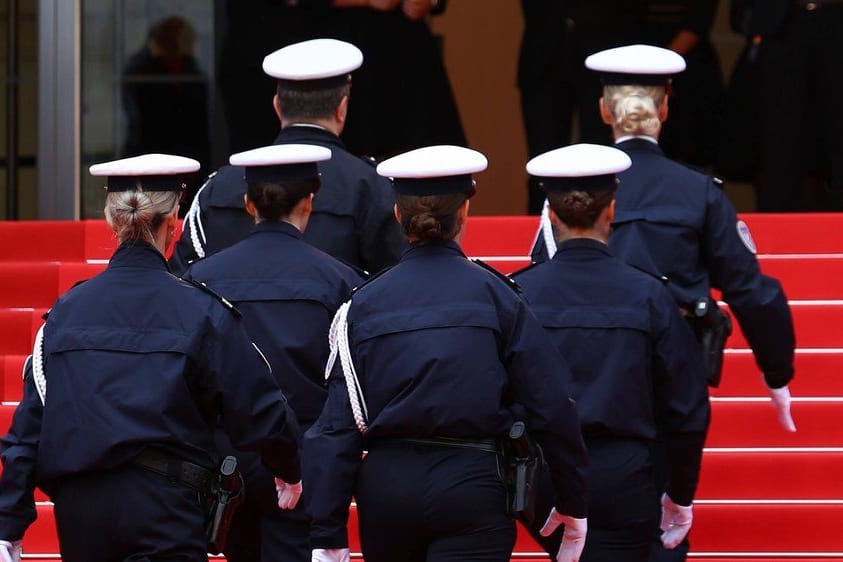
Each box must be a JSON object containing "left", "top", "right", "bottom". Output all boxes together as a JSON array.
[
  {"left": 540, "top": 199, "right": 558, "bottom": 260},
  {"left": 31, "top": 323, "right": 46, "bottom": 405},
  {"left": 187, "top": 174, "right": 213, "bottom": 259},
  {"left": 327, "top": 301, "right": 369, "bottom": 433}
]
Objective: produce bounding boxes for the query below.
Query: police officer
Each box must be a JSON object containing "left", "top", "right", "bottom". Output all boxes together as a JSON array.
[
  {"left": 303, "top": 146, "right": 589, "bottom": 562},
  {"left": 514, "top": 144, "right": 710, "bottom": 562},
  {"left": 0, "top": 154, "right": 302, "bottom": 562},
  {"left": 171, "top": 38, "right": 404, "bottom": 276},
  {"left": 533, "top": 45, "right": 796, "bottom": 429},
  {"left": 183, "top": 144, "right": 364, "bottom": 562},
  {"left": 534, "top": 45, "right": 797, "bottom": 562}
]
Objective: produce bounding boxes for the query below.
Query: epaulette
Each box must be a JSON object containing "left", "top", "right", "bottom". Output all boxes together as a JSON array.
[
  {"left": 472, "top": 259, "right": 523, "bottom": 295},
  {"left": 509, "top": 261, "right": 542, "bottom": 278},
  {"left": 351, "top": 265, "right": 394, "bottom": 295},
  {"left": 184, "top": 278, "right": 242, "bottom": 318},
  {"left": 627, "top": 263, "right": 670, "bottom": 285},
  {"left": 333, "top": 256, "right": 368, "bottom": 280}
]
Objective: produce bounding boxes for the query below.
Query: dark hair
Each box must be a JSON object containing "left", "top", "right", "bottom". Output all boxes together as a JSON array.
[
  {"left": 395, "top": 192, "right": 468, "bottom": 243},
  {"left": 247, "top": 179, "right": 320, "bottom": 221},
  {"left": 547, "top": 187, "right": 616, "bottom": 229},
  {"left": 276, "top": 82, "right": 351, "bottom": 122}
]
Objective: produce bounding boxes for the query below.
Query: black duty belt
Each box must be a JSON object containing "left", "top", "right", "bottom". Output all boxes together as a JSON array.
[
  {"left": 132, "top": 449, "right": 215, "bottom": 493},
  {"left": 371, "top": 436, "right": 499, "bottom": 454}
]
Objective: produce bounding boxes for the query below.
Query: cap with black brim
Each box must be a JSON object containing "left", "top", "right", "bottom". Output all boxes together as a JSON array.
[
  {"left": 89, "top": 153, "right": 200, "bottom": 192},
  {"left": 585, "top": 44, "right": 686, "bottom": 86},
  {"left": 377, "top": 145, "right": 488, "bottom": 196},
  {"left": 527, "top": 144, "right": 632, "bottom": 193},
  {"left": 229, "top": 144, "right": 331, "bottom": 186}
]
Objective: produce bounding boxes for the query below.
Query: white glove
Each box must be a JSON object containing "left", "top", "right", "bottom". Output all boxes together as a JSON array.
[
  {"left": 539, "top": 508, "right": 587, "bottom": 562},
  {"left": 0, "top": 540, "right": 21, "bottom": 562},
  {"left": 767, "top": 384, "right": 797, "bottom": 432},
  {"left": 274, "top": 478, "right": 302, "bottom": 510},
  {"left": 660, "top": 494, "right": 693, "bottom": 549},
  {"left": 312, "top": 547, "right": 351, "bottom": 562}
]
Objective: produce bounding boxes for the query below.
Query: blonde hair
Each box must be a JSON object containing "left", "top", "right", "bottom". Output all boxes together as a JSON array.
[
  {"left": 104, "top": 189, "right": 180, "bottom": 245},
  {"left": 603, "top": 84, "right": 666, "bottom": 137}
]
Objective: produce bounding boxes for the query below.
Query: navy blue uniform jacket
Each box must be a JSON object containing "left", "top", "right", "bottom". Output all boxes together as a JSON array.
[
  {"left": 171, "top": 125, "right": 405, "bottom": 276},
  {"left": 185, "top": 221, "right": 363, "bottom": 426},
  {"left": 0, "top": 242, "right": 302, "bottom": 540},
  {"left": 609, "top": 138, "right": 795, "bottom": 388},
  {"left": 303, "top": 240, "right": 589, "bottom": 548},
  {"left": 515, "top": 238, "right": 710, "bottom": 505}
]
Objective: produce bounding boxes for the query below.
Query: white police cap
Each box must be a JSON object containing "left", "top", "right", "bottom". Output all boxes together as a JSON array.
[
  {"left": 263, "top": 39, "right": 363, "bottom": 86},
  {"left": 89, "top": 153, "right": 200, "bottom": 192},
  {"left": 230, "top": 144, "right": 331, "bottom": 184},
  {"left": 527, "top": 144, "right": 631, "bottom": 193},
  {"left": 585, "top": 44, "right": 686, "bottom": 85},
  {"left": 377, "top": 145, "right": 488, "bottom": 196}
]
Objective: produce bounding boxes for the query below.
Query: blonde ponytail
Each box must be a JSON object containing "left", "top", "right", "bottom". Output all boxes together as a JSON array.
[{"left": 603, "top": 85, "right": 666, "bottom": 137}]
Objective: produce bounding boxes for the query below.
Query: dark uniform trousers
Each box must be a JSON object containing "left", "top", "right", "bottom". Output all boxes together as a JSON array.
[
  {"left": 355, "top": 443, "right": 515, "bottom": 562},
  {"left": 52, "top": 467, "right": 207, "bottom": 562},
  {"left": 526, "top": 439, "right": 660, "bottom": 562}
]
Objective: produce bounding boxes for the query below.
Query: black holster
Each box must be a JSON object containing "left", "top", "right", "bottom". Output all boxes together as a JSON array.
[
  {"left": 501, "top": 421, "right": 546, "bottom": 525},
  {"left": 205, "top": 456, "right": 244, "bottom": 554},
  {"left": 686, "top": 297, "right": 733, "bottom": 387}
]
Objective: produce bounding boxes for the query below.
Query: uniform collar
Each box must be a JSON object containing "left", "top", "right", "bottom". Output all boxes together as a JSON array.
[
  {"left": 108, "top": 240, "right": 170, "bottom": 270},
  {"left": 616, "top": 137, "right": 664, "bottom": 155},
  {"left": 555, "top": 237, "right": 612, "bottom": 258},
  {"left": 275, "top": 124, "right": 346, "bottom": 151},
  {"left": 250, "top": 220, "right": 303, "bottom": 239},
  {"left": 401, "top": 239, "right": 465, "bottom": 260}
]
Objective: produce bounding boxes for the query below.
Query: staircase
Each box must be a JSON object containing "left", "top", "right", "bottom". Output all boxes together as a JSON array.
[{"left": 1, "top": 215, "right": 841, "bottom": 561}]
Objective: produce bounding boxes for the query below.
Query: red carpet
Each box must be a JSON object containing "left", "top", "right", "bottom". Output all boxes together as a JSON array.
[{"left": 0, "top": 215, "right": 840, "bottom": 561}]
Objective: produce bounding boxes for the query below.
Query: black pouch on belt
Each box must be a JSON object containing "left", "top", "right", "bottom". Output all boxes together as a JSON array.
[
  {"left": 688, "top": 297, "right": 734, "bottom": 387},
  {"left": 501, "top": 421, "right": 546, "bottom": 525},
  {"left": 205, "top": 455, "right": 244, "bottom": 554}
]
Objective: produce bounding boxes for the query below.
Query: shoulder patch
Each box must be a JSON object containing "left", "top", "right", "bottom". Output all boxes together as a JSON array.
[
  {"left": 351, "top": 265, "right": 394, "bottom": 295},
  {"left": 183, "top": 278, "right": 242, "bottom": 318},
  {"left": 472, "top": 259, "right": 523, "bottom": 294},
  {"left": 736, "top": 220, "right": 757, "bottom": 254}
]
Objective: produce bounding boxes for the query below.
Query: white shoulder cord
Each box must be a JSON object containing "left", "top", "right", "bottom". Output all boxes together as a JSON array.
[
  {"left": 187, "top": 175, "right": 214, "bottom": 259},
  {"left": 30, "top": 323, "right": 47, "bottom": 405},
  {"left": 326, "top": 301, "right": 369, "bottom": 433},
  {"left": 540, "top": 199, "right": 558, "bottom": 260}
]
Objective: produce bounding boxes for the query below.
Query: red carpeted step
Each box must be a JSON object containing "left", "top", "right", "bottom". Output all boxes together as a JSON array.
[
  {"left": 705, "top": 400, "right": 843, "bottom": 447},
  {"left": 0, "top": 264, "right": 60, "bottom": 308},
  {"left": 740, "top": 213, "right": 843, "bottom": 255},
  {"left": 692, "top": 502, "right": 843, "bottom": 552},
  {"left": 1, "top": 355, "right": 26, "bottom": 401},
  {"left": 83, "top": 220, "right": 117, "bottom": 261},
  {"left": 714, "top": 352, "right": 843, "bottom": 397},
  {"left": 758, "top": 256, "right": 843, "bottom": 299},
  {"left": 697, "top": 451, "right": 843, "bottom": 499},
  {"left": 725, "top": 303, "right": 843, "bottom": 349},
  {"left": 0, "top": 222, "right": 87, "bottom": 262},
  {"left": 0, "top": 309, "right": 36, "bottom": 355},
  {"left": 56, "top": 263, "right": 107, "bottom": 294},
  {"left": 462, "top": 216, "right": 539, "bottom": 257}
]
